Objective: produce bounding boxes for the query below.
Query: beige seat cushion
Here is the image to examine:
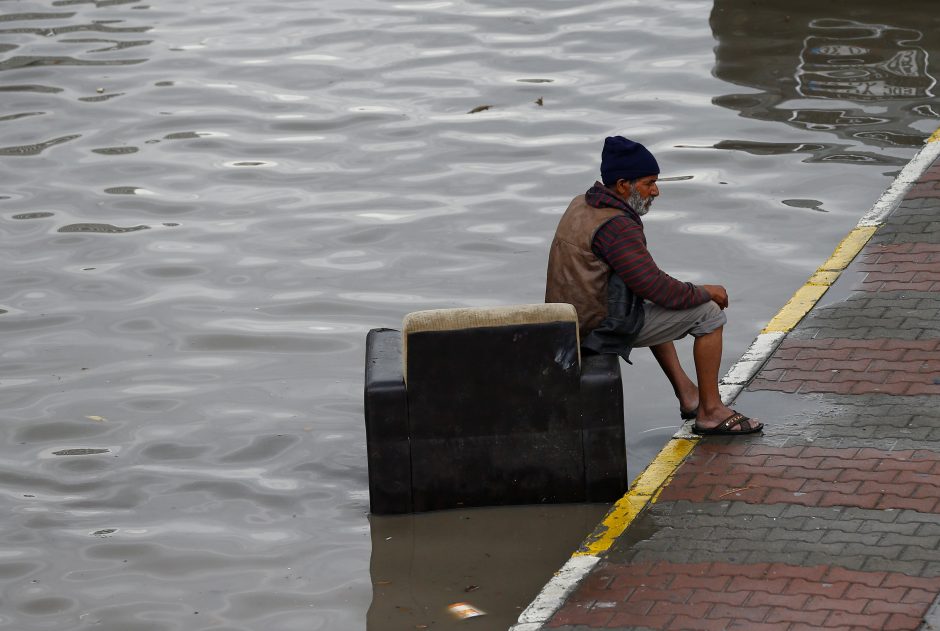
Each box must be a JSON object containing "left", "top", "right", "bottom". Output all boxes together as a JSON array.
[{"left": 401, "top": 303, "right": 579, "bottom": 377}]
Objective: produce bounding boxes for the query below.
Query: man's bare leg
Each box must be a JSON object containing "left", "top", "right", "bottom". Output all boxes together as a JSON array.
[
  {"left": 692, "top": 326, "right": 744, "bottom": 429},
  {"left": 649, "top": 341, "right": 698, "bottom": 414}
]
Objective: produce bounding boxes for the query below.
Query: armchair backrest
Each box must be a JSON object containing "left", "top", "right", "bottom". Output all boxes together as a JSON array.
[
  {"left": 403, "top": 303, "right": 580, "bottom": 438},
  {"left": 402, "top": 303, "right": 584, "bottom": 510},
  {"left": 401, "top": 303, "right": 580, "bottom": 381},
  {"left": 363, "top": 303, "right": 626, "bottom": 514}
]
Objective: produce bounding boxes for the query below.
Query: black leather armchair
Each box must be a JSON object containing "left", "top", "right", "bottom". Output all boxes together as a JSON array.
[{"left": 363, "top": 304, "right": 627, "bottom": 514}]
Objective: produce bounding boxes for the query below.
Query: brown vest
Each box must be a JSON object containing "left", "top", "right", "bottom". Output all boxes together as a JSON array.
[{"left": 545, "top": 195, "right": 624, "bottom": 336}]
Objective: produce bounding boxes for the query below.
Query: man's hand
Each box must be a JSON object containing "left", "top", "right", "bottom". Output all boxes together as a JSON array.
[{"left": 702, "top": 284, "right": 729, "bottom": 310}]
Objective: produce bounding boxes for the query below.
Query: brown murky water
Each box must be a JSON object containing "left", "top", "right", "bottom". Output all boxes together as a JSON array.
[{"left": 1, "top": 0, "right": 937, "bottom": 629}]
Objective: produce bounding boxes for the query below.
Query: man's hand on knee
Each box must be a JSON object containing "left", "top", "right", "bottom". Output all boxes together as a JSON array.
[{"left": 702, "top": 284, "right": 729, "bottom": 309}]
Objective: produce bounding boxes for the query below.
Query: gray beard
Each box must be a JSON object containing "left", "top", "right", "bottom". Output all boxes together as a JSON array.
[{"left": 628, "top": 189, "right": 653, "bottom": 216}]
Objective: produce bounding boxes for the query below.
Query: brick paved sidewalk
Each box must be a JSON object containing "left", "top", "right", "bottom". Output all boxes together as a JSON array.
[{"left": 542, "top": 155, "right": 940, "bottom": 631}]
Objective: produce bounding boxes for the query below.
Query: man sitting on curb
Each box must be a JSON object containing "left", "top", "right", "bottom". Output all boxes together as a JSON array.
[{"left": 545, "top": 136, "right": 762, "bottom": 435}]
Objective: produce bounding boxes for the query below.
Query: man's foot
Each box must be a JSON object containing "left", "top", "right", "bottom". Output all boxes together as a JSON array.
[
  {"left": 677, "top": 384, "right": 699, "bottom": 421},
  {"left": 692, "top": 411, "right": 763, "bottom": 436}
]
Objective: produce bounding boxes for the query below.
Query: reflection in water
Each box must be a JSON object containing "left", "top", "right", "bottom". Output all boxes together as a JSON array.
[
  {"left": 0, "top": 134, "right": 81, "bottom": 156},
  {"left": 797, "top": 21, "right": 934, "bottom": 101},
  {"left": 710, "top": 0, "right": 940, "bottom": 161},
  {"left": 368, "top": 504, "right": 607, "bottom": 631},
  {"left": 782, "top": 198, "right": 826, "bottom": 212},
  {"left": 58, "top": 223, "right": 150, "bottom": 233}
]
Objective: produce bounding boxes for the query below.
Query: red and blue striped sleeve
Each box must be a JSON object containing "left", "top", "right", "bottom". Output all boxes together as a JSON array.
[{"left": 592, "top": 215, "right": 710, "bottom": 310}]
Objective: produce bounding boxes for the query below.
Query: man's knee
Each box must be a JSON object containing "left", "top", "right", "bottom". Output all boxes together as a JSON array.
[{"left": 691, "top": 301, "right": 727, "bottom": 337}]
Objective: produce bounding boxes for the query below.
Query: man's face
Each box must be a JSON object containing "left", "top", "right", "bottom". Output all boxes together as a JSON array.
[
  {"left": 617, "top": 175, "right": 659, "bottom": 216},
  {"left": 632, "top": 175, "right": 659, "bottom": 201}
]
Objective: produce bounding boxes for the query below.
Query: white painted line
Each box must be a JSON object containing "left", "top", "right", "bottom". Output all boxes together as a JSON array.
[
  {"left": 738, "top": 332, "right": 787, "bottom": 363},
  {"left": 510, "top": 555, "right": 600, "bottom": 629},
  {"left": 721, "top": 332, "right": 787, "bottom": 387},
  {"left": 859, "top": 140, "right": 940, "bottom": 227},
  {"left": 674, "top": 420, "right": 700, "bottom": 439}
]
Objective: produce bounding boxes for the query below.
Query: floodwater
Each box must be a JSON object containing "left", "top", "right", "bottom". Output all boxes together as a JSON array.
[{"left": 1, "top": 0, "right": 937, "bottom": 629}]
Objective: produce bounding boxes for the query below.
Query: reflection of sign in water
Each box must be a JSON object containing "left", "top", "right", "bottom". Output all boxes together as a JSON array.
[
  {"left": 787, "top": 109, "right": 889, "bottom": 131},
  {"left": 797, "top": 19, "right": 936, "bottom": 99}
]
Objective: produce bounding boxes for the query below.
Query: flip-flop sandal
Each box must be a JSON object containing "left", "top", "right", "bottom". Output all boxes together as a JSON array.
[
  {"left": 680, "top": 406, "right": 698, "bottom": 421},
  {"left": 692, "top": 411, "right": 763, "bottom": 436}
]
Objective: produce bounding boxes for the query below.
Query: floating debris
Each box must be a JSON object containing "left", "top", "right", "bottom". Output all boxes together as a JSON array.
[
  {"left": 448, "top": 602, "right": 485, "bottom": 619},
  {"left": 535, "top": 97, "right": 543, "bottom": 106},
  {"left": 467, "top": 105, "right": 491, "bottom": 114},
  {"left": 85, "top": 415, "right": 107, "bottom": 422},
  {"left": 464, "top": 585, "right": 479, "bottom": 593},
  {"left": 92, "top": 529, "right": 116, "bottom": 536}
]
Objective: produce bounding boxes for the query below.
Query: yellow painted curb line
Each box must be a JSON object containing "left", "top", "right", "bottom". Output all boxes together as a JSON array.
[
  {"left": 576, "top": 438, "right": 696, "bottom": 557},
  {"left": 929, "top": 127, "right": 940, "bottom": 143},
  {"left": 762, "top": 226, "right": 878, "bottom": 334}
]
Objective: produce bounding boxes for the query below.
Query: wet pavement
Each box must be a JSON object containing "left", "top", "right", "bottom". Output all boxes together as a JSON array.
[{"left": 516, "top": 138, "right": 940, "bottom": 630}]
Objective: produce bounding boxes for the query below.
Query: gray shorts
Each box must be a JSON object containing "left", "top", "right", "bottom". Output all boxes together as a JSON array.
[{"left": 631, "top": 300, "right": 727, "bottom": 348}]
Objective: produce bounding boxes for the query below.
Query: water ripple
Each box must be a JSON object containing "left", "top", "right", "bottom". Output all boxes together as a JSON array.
[{"left": 1, "top": 0, "right": 937, "bottom": 629}]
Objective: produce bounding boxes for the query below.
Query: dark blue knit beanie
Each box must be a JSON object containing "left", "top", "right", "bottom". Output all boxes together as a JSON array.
[{"left": 600, "top": 136, "right": 660, "bottom": 185}]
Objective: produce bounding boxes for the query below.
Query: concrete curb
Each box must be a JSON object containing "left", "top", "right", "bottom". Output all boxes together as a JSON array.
[
  {"left": 922, "top": 593, "right": 940, "bottom": 631},
  {"left": 510, "top": 130, "right": 940, "bottom": 631}
]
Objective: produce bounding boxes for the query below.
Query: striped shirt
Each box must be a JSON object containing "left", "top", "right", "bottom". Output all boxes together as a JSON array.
[{"left": 592, "top": 214, "right": 710, "bottom": 311}]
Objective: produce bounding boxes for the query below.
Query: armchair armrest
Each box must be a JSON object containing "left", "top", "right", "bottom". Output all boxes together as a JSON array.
[
  {"left": 579, "top": 353, "right": 628, "bottom": 502},
  {"left": 364, "top": 328, "right": 412, "bottom": 514}
]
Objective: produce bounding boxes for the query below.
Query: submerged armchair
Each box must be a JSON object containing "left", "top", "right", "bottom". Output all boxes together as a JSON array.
[{"left": 363, "top": 303, "right": 627, "bottom": 514}]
